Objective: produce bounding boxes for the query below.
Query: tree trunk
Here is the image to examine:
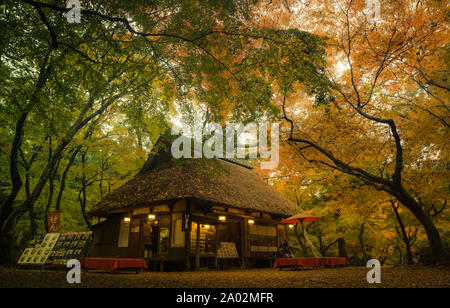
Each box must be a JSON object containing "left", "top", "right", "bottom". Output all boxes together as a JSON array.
[
  {"left": 0, "top": 51, "right": 54, "bottom": 238},
  {"left": 0, "top": 234, "right": 13, "bottom": 267},
  {"left": 320, "top": 238, "right": 340, "bottom": 257},
  {"left": 0, "top": 112, "right": 29, "bottom": 266},
  {"left": 23, "top": 151, "right": 38, "bottom": 235},
  {"left": 317, "top": 234, "right": 324, "bottom": 256},
  {"left": 0, "top": 112, "right": 28, "bottom": 231},
  {"left": 294, "top": 224, "right": 308, "bottom": 257},
  {"left": 302, "top": 222, "right": 320, "bottom": 257},
  {"left": 396, "top": 241, "right": 404, "bottom": 265},
  {"left": 391, "top": 201, "right": 414, "bottom": 265},
  {"left": 79, "top": 184, "right": 91, "bottom": 230},
  {"left": 55, "top": 122, "right": 95, "bottom": 212},
  {"left": 44, "top": 162, "right": 59, "bottom": 232},
  {"left": 359, "top": 223, "right": 368, "bottom": 264},
  {"left": 55, "top": 147, "right": 81, "bottom": 212},
  {"left": 79, "top": 152, "right": 92, "bottom": 230},
  {"left": 44, "top": 137, "right": 55, "bottom": 232},
  {"left": 392, "top": 187, "right": 442, "bottom": 262},
  {"left": 0, "top": 112, "right": 33, "bottom": 266},
  {"left": 338, "top": 238, "right": 347, "bottom": 258}
]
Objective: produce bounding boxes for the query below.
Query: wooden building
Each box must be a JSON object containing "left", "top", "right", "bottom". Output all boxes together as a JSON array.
[{"left": 89, "top": 140, "right": 296, "bottom": 270}]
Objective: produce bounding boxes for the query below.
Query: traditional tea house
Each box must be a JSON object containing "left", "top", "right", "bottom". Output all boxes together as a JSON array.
[{"left": 89, "top": 138, "right": 296, "bottom": 270}]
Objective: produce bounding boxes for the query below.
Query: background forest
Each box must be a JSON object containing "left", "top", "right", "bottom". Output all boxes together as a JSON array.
[{"left": 0, "top": 0, "right": 448, "bottom": 266}]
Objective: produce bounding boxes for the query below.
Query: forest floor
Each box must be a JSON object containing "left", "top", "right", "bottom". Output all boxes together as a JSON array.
[{"left": 1, "top": 265, "right": 449, "bottom": 288}]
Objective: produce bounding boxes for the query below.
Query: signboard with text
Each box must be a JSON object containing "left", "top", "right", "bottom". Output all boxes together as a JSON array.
[
  {"left": 48, "top": 212, "right": 60, "bottom": 233},
  {"left": 17, "top": 232, "right": 92, "bottom": 267},
  {"left": 217, "top": 242, "right": 239, "bottom": 259}
]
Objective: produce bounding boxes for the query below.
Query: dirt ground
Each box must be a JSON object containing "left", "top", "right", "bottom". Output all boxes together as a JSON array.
[{"left": 1, "top": 265, "right": 449, "bottom": 288}]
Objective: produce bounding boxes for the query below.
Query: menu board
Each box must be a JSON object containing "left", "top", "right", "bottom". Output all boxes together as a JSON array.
[
  {"left": 17, "top": 233, "right": 60, "bottom": 265},
  {"left": 17, "top": 232, "right": 92, "bottom": 267},
  {"left": 217, "top": 242, "right": 239, "bottom": 259},
  {"left": 49, "top": 232, "right": 92, "bottom": 266}
]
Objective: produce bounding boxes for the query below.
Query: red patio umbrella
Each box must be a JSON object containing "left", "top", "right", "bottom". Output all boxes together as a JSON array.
[
  {"left": 281, "top": 212, "right": 322, "bottom": 258},
  {"left": 281, "top": 212, "right": 321, "bottom": 224}
]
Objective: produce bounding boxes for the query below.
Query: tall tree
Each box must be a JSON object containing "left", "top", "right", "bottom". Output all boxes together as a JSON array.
[{"left": 264, "top": 0, "right": 449, "bottom": 262}]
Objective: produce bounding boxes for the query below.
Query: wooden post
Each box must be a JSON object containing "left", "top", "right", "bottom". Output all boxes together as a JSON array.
[
  {"left": 196, "top": 222, "right": 200, "bottom": 270},
  {"left": 215, "top": 225, "right": 219, "bottom": 270},
  {"left": 185, "top": 200, "right": 191, "bottom": 271},
  {"left": 240, "top": 219, "right": 246, "bottom": 269}
]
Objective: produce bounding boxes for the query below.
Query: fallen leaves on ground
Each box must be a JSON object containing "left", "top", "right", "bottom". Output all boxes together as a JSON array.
[{"left": 0, "top": 266, "right": 448, "bottom": 288}]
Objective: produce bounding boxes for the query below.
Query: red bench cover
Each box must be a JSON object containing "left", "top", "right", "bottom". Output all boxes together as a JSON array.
[
  {"left": 273, "top": 257, "right": 348, "bottom": 269},
  {"left": 82, "top": 258, "right": 148, "bottom": 272}
]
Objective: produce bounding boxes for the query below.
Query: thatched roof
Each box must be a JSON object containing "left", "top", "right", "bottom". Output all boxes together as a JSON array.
[{"left": 90, "top": 138, "right": 296, "bottom": 217}]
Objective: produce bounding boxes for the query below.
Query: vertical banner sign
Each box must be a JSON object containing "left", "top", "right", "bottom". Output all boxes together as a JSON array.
[
  {"left": 182, "top": 213, "right": 191, "bottom": 232},
  {"left": 48, "top": 212, "right": 60, "bottom": 233}
]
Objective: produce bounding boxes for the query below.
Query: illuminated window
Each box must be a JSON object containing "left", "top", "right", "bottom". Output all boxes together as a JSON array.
[
  {"left": 172, "top": 217, "right": 184, "bottom": 247},
  {"left": 118, "top": 215, "right": 130, "bottom": 247}
]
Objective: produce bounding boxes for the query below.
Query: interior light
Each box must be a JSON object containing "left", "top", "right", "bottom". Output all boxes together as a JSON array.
[
  {"left": 248, "top": 219, "right": 255, "bottom": 225},
  {"left": 124, "top": 217, "right": 131, "bottom": 223},
  {"left": 148, "top": 214, "right": 156, "bottom": 220},
  {"left": 219, "top": 216, "right": 226, "bottom": 222},
  {"left": 288, "top": 224, "right": 294, "bottom": 229}
]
